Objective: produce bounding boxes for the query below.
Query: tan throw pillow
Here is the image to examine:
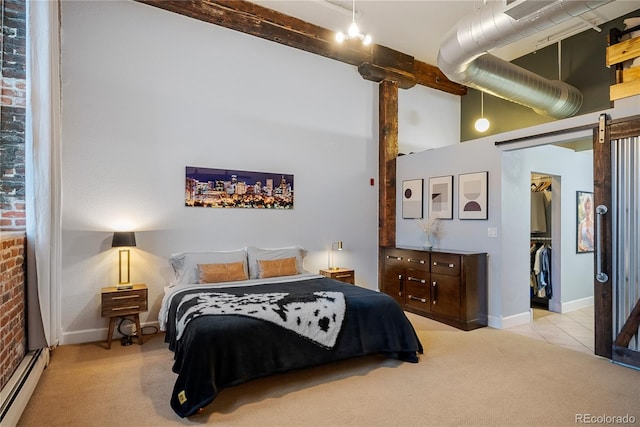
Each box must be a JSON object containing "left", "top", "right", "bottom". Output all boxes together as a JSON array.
[
  {"left": 198, "top": 262, "right": 248, "bottom": 283},
  {"left": 257, "top": 257, "right": 298, "bottom": 279}
]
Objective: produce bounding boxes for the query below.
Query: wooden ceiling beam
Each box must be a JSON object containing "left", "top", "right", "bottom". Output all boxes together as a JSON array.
[{"left": 135, "top": 0, "right": 466, "bottom": 96}]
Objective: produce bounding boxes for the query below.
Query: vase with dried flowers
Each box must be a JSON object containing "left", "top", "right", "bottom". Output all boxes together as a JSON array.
[{"left": 416, "top": 217, "right": 441, "bottom": 249}]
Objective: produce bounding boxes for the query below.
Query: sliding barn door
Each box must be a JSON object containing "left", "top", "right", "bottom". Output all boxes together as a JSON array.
[{"left": 593, "top": 114, "right": 640, "bottom": 369}]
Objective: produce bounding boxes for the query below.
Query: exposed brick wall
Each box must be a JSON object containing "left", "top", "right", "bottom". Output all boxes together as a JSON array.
[
  {"left": 1, "top": 0, "right": 27, "bottom": 231},
  {"left": 1, "top": 0, "right": 27, "bottom": 392},
  {"left": 0, "top": 232, "right": 26, "bottom": 391}
]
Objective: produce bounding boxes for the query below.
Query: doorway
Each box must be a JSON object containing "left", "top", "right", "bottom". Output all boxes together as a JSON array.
[
  {"left": 530, "top": 172, "right": 555, "bottom": 311},
  {"left": 503, "top": 141, "right": 595, "bottom": 354}
]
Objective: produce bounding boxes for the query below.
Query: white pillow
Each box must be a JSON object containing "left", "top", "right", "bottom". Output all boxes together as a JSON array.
[
  {"left": 169, "top": 249, "right": 248, "bottom": 285},
  {"left": 246, "top": 246, "right": 305, "bottom": 279}
]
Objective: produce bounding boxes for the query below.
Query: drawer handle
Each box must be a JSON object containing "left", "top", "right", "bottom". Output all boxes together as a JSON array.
[
  {"left": 433, "top": 262, "right": 455, "bottom": 268},
  {"left": 386, "top": 255, "right": 403, "bottom": 260},
  {"left": 335, "top": 274, "right": 352, "bottom": 278},
  {"left": 112, "top": 295, "right": 140, "bottom": 300},
  {"left": 432, "top": 282, "right": 438, "bottom": 305},
  {"left": 407, "top": 276, "right": 426, "bottom": 284},
  {"left": 407, "top": 295, "right": 427, "bottom": 303},
  {"left": 407, "top": 258, "right": 426, "bottom": 264},
  {"left": 111, "top": 305, "right": 140, "bottom": 311}
]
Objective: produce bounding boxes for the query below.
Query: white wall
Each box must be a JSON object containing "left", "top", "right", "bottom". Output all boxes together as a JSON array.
[
  {"left": 58, "top": 0, "right": 459, "bottom": 344},
  {"left": 398, "top": 85, "right": 460, "bottom": 154}
]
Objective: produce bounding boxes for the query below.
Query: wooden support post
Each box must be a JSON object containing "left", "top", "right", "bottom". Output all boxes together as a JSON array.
[{"left": 378, "top": 81, "right": 398, "bottom": 248}]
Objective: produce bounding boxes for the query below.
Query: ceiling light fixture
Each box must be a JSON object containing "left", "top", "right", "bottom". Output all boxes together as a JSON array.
[
  {"left": 335, "top": 0, "right": 372, "bottom": 45},
  {"left": 474, "top": 91, "right": 490, "bottom": 133}
]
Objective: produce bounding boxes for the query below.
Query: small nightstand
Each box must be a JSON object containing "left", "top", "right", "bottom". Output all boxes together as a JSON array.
[
  {"left": 319, "top": 268, "right": 355, "bottom": 285},
  {"left": 101, "top": 284, "right": 148, "bottom": 349}
]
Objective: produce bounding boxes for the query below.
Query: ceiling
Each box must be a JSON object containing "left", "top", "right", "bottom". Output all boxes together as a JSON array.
[{"left": 249, "top": 0, "right": 639, "bottom": 66}]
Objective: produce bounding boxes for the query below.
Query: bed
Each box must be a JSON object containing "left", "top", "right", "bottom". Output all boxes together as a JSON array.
[{"left": 159, "top": 246, "right": 423, "bottom": 418}]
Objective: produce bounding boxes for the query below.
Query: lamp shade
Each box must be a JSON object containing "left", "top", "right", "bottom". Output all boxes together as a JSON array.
[{"left": 112, "top": 232, "right": 136, "bottom": 248}]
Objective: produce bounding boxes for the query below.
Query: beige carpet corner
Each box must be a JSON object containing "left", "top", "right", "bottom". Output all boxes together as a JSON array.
[{"left": 17, "top": 313, "right": 640, "bottom": 427}]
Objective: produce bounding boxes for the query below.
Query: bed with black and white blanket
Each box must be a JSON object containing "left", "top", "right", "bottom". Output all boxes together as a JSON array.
[{"left": 161, "top": 274, "right": 423, "bottom": 418}]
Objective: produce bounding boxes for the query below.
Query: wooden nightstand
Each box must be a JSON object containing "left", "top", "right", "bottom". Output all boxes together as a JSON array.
[
  {"left": 101, "top": 284, "right": 148, "bottom": 349},
  {"left": 319, "top": 268, "right": 355, "bottom": 285}
]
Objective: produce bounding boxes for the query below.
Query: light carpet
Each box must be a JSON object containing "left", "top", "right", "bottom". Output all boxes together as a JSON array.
[{"left": 17, "top": 313, "right": 640, "bottom": 427}]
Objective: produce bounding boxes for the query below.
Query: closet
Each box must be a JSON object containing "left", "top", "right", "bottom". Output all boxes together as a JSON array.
[{"left": 530, "top": 174, "right": 552, "bottom": 309}]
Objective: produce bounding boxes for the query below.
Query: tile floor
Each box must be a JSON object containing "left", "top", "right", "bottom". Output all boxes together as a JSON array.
[{"left": 506, "top": 306, "right": 595, "bottom": 355}]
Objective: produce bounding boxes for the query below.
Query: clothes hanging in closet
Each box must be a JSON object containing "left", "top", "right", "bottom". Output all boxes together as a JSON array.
[
  {"left": 530, "top": 242, "right": 552, "bottom": 299},
  {"left": 530, "top": 179, "right": 551, "bottom": 233}
]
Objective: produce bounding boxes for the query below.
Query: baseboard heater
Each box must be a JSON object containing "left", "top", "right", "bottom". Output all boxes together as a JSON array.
[{"left": 0, "top": 348, "right": 49, "bottom": 427}]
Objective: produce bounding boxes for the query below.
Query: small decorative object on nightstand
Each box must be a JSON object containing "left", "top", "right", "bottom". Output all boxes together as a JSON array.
[
  {"left": 101, "top": 284, "right": 148, "bottom": 349},
  {"left": 320, "top": 268, "right": 355, "bottom": 285}
]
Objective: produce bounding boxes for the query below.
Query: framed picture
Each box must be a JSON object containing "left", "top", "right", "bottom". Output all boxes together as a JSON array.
[
  {"left": 185, "top": 166, "right": 294, "bottom": 209},
  {"left": 576, "top": 191, "right": 594, "bottom": 253},
  {"left": 402, "top": 179, "right": 423, "bottom": 219},
  {"left": 458, "top": 171, "right": 488, "bottom": 220},
  {"left": 428, "top": 176, "right": 453, "bottom": 219}
]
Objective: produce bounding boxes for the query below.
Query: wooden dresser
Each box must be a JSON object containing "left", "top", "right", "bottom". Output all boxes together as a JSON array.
[{"left": 381, "top": 247, "right": 487, "bottom": 331}]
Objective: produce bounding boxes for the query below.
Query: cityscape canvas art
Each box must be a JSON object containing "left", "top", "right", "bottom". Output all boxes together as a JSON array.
[{"left": 185, "top": 166, "right": 294, "bottom": 209}]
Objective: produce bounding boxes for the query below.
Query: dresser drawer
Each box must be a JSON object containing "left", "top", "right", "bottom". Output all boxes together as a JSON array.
[
  {"left": 405, "top": 281, "right": 430, "bottom": 311},
  {"left": 431, "top": 253, "right": 461, "bottom": 276},
  {"left": 404, "top": 251, "right": 430, "bottom": 272},
  {"left": 383, "top": 248, "right": 407, "bottom": 267},
  {"left": 101, "top": 287, "right": 148, "bottom": 317},
  {"left": 385, "top": 248, "right": 430, "bottom": 271},
  {"left": 405, "top": 268, "right": 429, "bottom": 285}
]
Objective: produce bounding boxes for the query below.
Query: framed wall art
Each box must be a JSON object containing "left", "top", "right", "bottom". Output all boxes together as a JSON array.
[
  {"left": 402, "top": 179, "right": 423, "bottom": 219},
  {"left": 458, "top": 171, "right": 488, "bottom": 220},
  {"left": 576, "top": 191, "right": 594, "bottom": 253},
  {"left": 185, "top": 166, "right": 294, "bottom": 209},
  {"left": 428, "top": 176, "right": 453, "bottom": 219}
]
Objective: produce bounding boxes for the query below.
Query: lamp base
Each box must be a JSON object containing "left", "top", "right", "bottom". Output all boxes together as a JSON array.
[{"left": 116, "top": 284, "right": 133, "bottom": 290}]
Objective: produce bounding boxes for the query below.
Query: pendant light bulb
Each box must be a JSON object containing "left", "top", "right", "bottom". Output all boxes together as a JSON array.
[
  {"left": 475, "top": 117, "right": 490, "bottom": 132},
  {"left": 335, "top": 0, "right": 372, "bottom": 46},
  {"left": 348, "top": 21, "right": 360, "bottom": 38},
  {"left": 475, "top": 91, "right": 490, "bottom": 132}
]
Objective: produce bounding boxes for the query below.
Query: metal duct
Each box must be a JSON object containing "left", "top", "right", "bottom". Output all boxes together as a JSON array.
[{"left": 437, "top": 0, "right": 612, "bottom": 119}]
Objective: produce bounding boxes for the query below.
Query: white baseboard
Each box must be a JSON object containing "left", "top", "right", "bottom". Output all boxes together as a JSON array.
[
  {"left": 558, "top": 296, "right": 594, "bottom": 313},
  {"left": 488, "top": 311, "right": 531, "bottom": 329},
  {"left": 0, "top": 348, "right": 49, "bottom": 427},
  {"left": 61, "top": 320, "right": 160, "bottom": 345}
]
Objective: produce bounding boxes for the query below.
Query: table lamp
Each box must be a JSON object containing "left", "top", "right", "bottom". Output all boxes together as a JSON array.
[{"left": 112, "top": 231, "right": 136, "bottom": 290}]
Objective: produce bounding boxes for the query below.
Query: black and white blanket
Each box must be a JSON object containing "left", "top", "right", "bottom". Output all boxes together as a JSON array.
[
  {"left": 163, "top": 277, "right": 423, "bottom": 418},
  {"left": 175, "top": 290, "right": 346, "bottom": 348}
]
